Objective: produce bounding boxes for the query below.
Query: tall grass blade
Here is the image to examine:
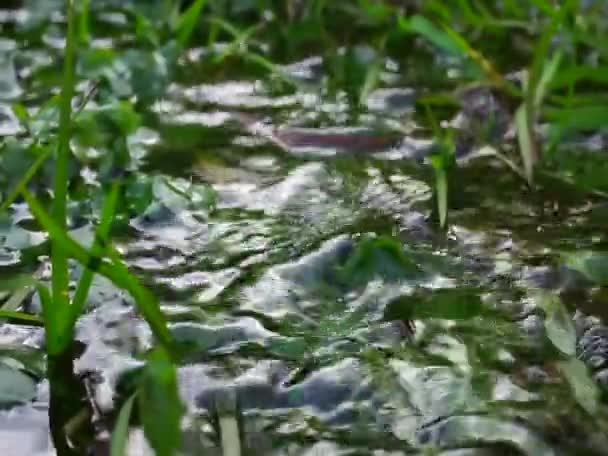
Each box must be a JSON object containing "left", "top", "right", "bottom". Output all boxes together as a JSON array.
[
  {"left": 535, "top": 51, "right": 563, "bottom": 110},
  {"left": 22, "top": 188, "right": 174, "bottom": 351},
  {"left": 77, "top": 0, "right": 91, "bottom": 45},
  {"left": 431, "top": 158, "right": 448, "bottom": 229},
  {"left": 138, "top": 349, "right": 183, "bottom": 456},
  {"left": 69, "top": 182, "right": 120, "bottom": 329},
  {"left": 515, "top": 104, "right": 536, "bottom": 186},
  {"left": 399, "top": 15, "right": 463, "bottom": 56},
  {"left": 36, "top": 283, "right": 70, "bottom": 355},
  {"left": 177, "top": 0, "right": 207, "bottom": 50},
  {"left": 111, "top": 394, "right": 136, "bottom": 456},
  {"left": 52, "top": 0, "right": 77, "bottom": 317}
]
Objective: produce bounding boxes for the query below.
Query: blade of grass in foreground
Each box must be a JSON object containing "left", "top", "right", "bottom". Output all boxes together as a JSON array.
[
  {"left": 138, "top": 349, "right": 183, "bottom": 456},
  {"left": 516, "top": 103, "right": 536, "bottom": 186},
  {"left": 69, "top": 181, "right": 120, "bottom": 329},
  {"left": 36, "top": 282, "right": 69, "bottom": 355},
  {"left": 51, "top": 0, "right": 77, "bottom": 320},
  {"left": 110, "top": 394, "right": 135, "bottom": 456},
  {"left": 0, "top": 310, "right": 44, "bottom": 327},
  {"left": 22, "top": 188, "right": 174, "bottom": 352},
  {"left": 176, "top": 0, "right": 207, "bottom": 50}
]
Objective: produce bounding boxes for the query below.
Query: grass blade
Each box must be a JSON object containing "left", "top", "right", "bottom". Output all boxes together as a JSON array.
[
  {"left": 177, "top": 0, "right": 207, "bottom": 50},
  {"left": 52, "top": 0, "right": 77, "bottom": 317},
  {"left": 36, "top": 283, "right": 70, "bottom": 355},
  {"left": 111, "top": 394, "right": 136, "bottom": 456},
  {"left": 0, "top": 310, "right": 44, "bottom": 327},
  {"left": 535, "top": 51, "right": 563, "bottom": 110},
  {"left": 431, "top": 159, "right": 448, "bottom": 229},
  {"left": 22, "top": 188, "right": 174, "bottom": 352},
  {"left": 399, "top": 15, "right": 463, "bottom": 56},
  {"left": 69, "top": 182, "right": 120, "bottom": 328},
  {"left": 515, "top": 104, "right": 536, "bottom": 186},
  {"left": 138, "top": 349, "right": 183, "bottom": 456}
]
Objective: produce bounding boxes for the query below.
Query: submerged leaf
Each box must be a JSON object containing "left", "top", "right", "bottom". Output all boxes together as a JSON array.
[
  {"left": 563, "top": 250, "right": 608, "bottom": 286},
  {"left": 558, "top": 358, "right": 600, "bottom": 416},
  {"left": 0, "top": 362, "right": 37, "bottom": 406},
  {"left": 338, "top": 236, "right": 422, "bottom": 286},
  {"left": 139, "top": 349, "right": 184, "bottom": 456},
  {"left": 536, "top": 292, "right": 576, "bottom": 356},
  {"left": 384, "top": 288, "right": 484, "bottom": 322}
]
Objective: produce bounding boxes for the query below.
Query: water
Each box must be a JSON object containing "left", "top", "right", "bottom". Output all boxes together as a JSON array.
[{"left": 1, "top": 2, "right": 608, "bottom": 454}]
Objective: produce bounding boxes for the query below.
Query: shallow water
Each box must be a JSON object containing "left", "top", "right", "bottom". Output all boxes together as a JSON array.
[{"left": 1, "top": 2, "right": 608, "bottom": 455}]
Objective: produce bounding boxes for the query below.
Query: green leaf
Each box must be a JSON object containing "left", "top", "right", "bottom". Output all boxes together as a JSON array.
[
  {"left": 138, "top": 349, "right": 184, "bottom": 456},
  {"left": 563, "top": 250, "right": 608, "bottom": 286},
  {"left": 11, "top": 103, "right": 29, "bottom": 127},
  {"left": 534, "top": 51, "right": 562, "bottom": 110},
  {"left": 338, "top": 236, "right": 423, "bottom": 286},
  {"left": 0, "top": 362, "right": 37, "bottom": 406},
  {"left": 0, "top": 310, "right": 43, "bottom": 327},
  {"left": 544, "top": 105, "right": 608, "bottom": 133},
  {"left": 536, "top": 292, "right": 576, "bottom": 356},
  {"left": 550, "top": 65, "right": 608, "bottom": 90},
  {"left": 111, "top": 394, "right": 135, "bottom": 456},
  {"left": 400, "top": 15, "right": 464, "bottom": 56},
  {"left": 384, "top": 288, "right": 484, "bottom": 322},
  {"left": 176, "top": 0, "right": 207, "bottom": 50},
  {"left": 558, "top": 358, "right": 600, "bottom": 416}
]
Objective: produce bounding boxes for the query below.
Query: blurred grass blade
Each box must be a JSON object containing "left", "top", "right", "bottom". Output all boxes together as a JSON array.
[
  {"left": 0, "top": 310, "right": 43, "bottom": 327},
  {"left": 77, "top": 0, "right": 90, "bottom": 45},
  {"left": 176, "top": 0, "right": 207, "bottom": 50},
  {"left": 399, "top": 15, "right": 463, "bottom": 55},
  {"left": 139, "top": 349, "right": 184, "bottom": 456},
  {"left": 537, "top": 292, "right": 576, "bottom": 356},
  {"left": 52, "top": 0, "right": 77, "bottom": 316},
  {"left": 36, "top": 283, "right": 70, "bottom": 355},
  {"left": 432, "top": 160, "right": 448, "bottom": 229},
  {"left": 535, "top": 51, "right": 562, "bottom": 109},
  {"left": 69, "top": 182, "right": 120, "bottom": 327},
  {"left": 21, "top": 188, "right": 174, "bottom": 352},
  {"left": 515, "top": 104, "right": 536, "bottom": 186},
  {"left": 111, "top": 394, "right": 136, "bottom": 456},
  {"left": 0, "top": 146, "right": 52, "bottom": 213},
  {"left": 442, "top": 26, "right": 515, "bottom": 94},
  {"left": 544, "top": 105, "right": 608, "bottom": 132}
]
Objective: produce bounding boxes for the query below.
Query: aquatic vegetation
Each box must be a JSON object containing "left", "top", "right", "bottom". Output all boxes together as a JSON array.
[{"left": 0, "top": 0, "right": 608, "bottom": 454}]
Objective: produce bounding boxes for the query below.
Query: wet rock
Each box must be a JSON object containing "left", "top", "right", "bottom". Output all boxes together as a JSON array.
[
  {"left": 415, "top": 415, "right": 555, "bottom": 455},
  {"left": 241, "top": 234, "right": 353, "bottom": 318},
  {"left": 194, "top": 358, "right": 372, "bottom": 424}
]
